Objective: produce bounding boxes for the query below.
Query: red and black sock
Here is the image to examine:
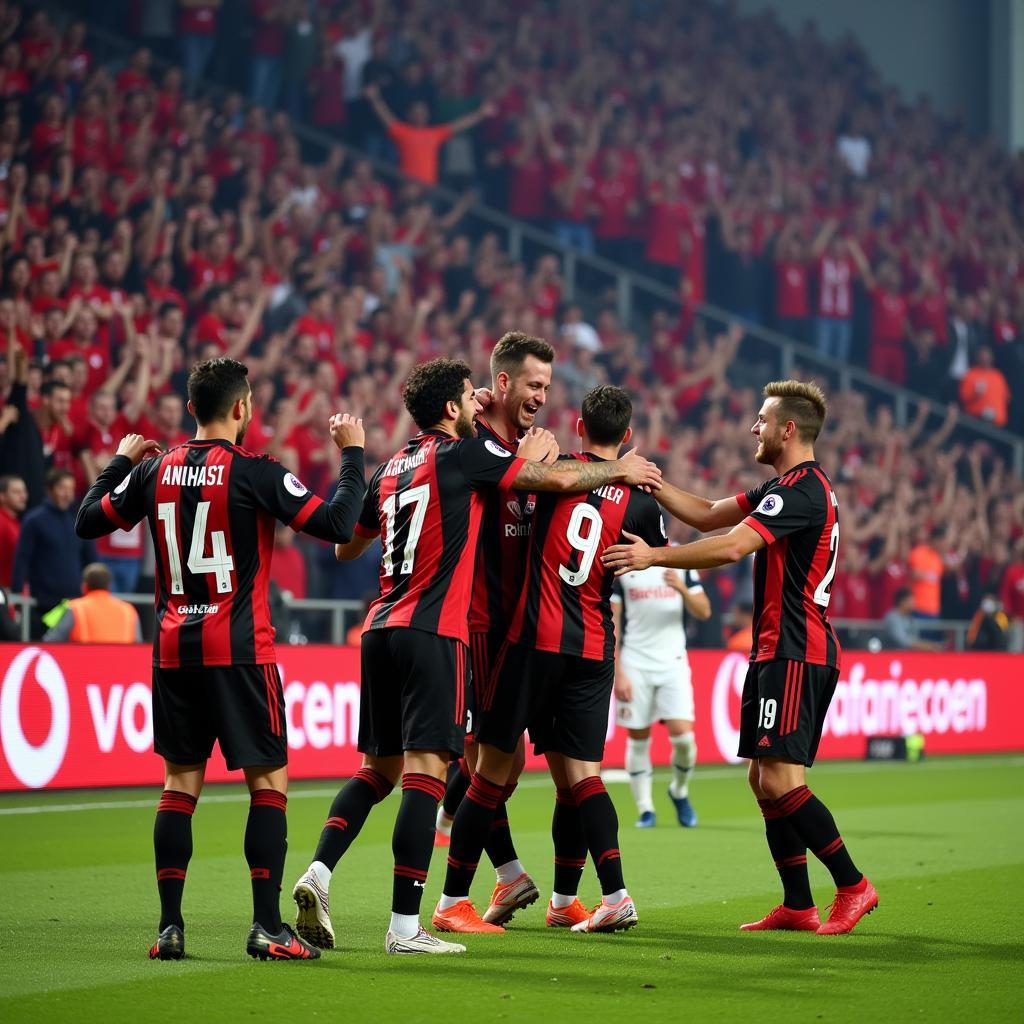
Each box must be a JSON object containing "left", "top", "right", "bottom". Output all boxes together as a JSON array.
[
  {"left": 443, "top": 773, "right": 503, "bottom": 898},
  {"left": 572, "top": 777, "right": 624, "bottom": 897},
  {"left": 154, "top": 789, "right": 196, "bottom": 931},
  {"left": 313, "top": 767, "right": 394, "bottom": 871},
  {"left": 484, "top": 783, "right": 519, "bottom": 868},
  {"left": 391, "top": 773, "right": 445, "bottom": 915},
  {"left": 774, "top": 786, "right": 862, "bottom": 889},
  {"left": 441, "top": 758, "right": 472, "bottom": 818},
  {"left": 245, "top": 789, "right": 287, "bottom": 932},
  {"left": 552, "top": 787, "right": 587, "bottom": 897},
  {"left": 758, "top": 798, "right": 813, "bottom": 910}
]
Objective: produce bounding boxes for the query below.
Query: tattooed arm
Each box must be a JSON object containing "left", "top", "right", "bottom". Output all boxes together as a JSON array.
[{"left": 510, "top": 449, "right": 661, "bottom": 493}]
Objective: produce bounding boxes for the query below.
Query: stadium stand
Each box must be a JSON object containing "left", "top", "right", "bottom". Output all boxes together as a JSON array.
[{"left": 0, "top": 1, "right": 1021, "bottom": 651}]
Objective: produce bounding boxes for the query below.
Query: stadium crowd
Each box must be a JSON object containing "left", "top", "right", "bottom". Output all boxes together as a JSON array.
[{"left": 0, "top": 1, "right": 1021, "bottom": 649}]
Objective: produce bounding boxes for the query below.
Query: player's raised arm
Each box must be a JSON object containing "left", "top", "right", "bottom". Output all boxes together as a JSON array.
[
  {"left": 75, "top": 433, "right": 161, "bottom": 539},
  {"left": 255, "top": 413, "right": 366, "bottom": 544},
  {"left": 655, "top": 480, "right": 747, "bottom": 532}
]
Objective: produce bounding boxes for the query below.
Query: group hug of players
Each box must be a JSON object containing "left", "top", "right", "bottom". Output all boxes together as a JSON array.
[{"left": 77, "top": 331, "right": 878, "bottom": 962}]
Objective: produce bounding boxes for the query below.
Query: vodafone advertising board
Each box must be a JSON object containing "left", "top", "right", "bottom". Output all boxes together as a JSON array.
[{"left": 1, "top": 644, "right": 1021, "bottom": 792}]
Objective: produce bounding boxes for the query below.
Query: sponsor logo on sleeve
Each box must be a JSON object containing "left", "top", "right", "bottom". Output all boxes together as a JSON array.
[
  {"left": 114, "top": 475, "right": 131, "bottom": 495},
  {"left": 756, "top": 494, "right": 784, "bottom": 517},
  {"left": 284, "top": 474, "right": 308, "bottom": 498},
  {"left": 485, "top": 440, "right": 512, "bottom": 459}
]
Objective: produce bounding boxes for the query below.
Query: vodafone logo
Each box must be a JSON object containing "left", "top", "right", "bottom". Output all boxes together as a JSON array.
[
  {"left": 711, "top": 652, "right": 748, "bottom": 764},
  {"left": 1, "top": 648, "right": 70, "bottom": 788}
]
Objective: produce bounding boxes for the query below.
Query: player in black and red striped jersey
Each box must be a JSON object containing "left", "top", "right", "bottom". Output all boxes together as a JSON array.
[
  {"left": 76, "top": 357, "right": 367, "bottom": 962},
  {"left": 434, "top": 385, "right": 665, "bottom": 936},
  {"left": 292, "top": 360, "right": 661, "bottom": 955},
  {"left": 603, "top": 380, "right": 877, "bottom": 937},
  {"left": 434, "top": 331, "right": 557, "bottom": 928}
]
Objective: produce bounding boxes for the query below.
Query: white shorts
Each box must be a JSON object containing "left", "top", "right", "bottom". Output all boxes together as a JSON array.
[{"left": 615, "top": 655, "right": 694, "bottom": 730}]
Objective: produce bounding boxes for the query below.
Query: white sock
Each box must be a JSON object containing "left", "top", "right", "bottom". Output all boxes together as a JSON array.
[
  {"left": 495, "top": 859, "right": 525, "bottom": 885},
  {"left": 669, "top": 732, "right": 697, "bottom": 799},
  {"left": 437, "top": 893, "right": 464, "bottom": 911},
  {"left": 626, "top": 737, "right": 654, "bottom": 813},
  {"left": 389, "top": 912, "right": 419, "bottom": 938},
  {"left": 551, "top": 892, "right": 576, "bottom": 909},
  {"left": 310, "top": 860, "right": 332, "bottom": 891},
  {"left": 435, "top": 806, "right": 453, "bottom": 835},
  {"left": 603, "top": 888, "right": 628, "bottom": 907}
]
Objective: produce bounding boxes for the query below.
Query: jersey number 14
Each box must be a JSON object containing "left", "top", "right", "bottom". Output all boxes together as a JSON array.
[{"left": 157, "top": 501, "right": 235, "bottom": 595}]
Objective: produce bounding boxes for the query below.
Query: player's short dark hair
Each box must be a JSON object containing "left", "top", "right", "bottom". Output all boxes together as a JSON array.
[
  {"left": 46, "top": 467, "right": 74, "bottom": 490},
  {"left": 581, "top": 385, "right": 633, "bottom": 446},
  {"left": 490, "top": 331, "right": 555, "bottom": 381},
  {"left": 763, "top": 380, "right": 827, "bottom": 443},
  {"left": 82, "top": 562, "right": 112, "bottom": 592},
  {"left": 402, "top": 358, "right": 471, "bottom": 430},
  {"left": 187, "top": 358, "right": 250, "bottom": 424}
]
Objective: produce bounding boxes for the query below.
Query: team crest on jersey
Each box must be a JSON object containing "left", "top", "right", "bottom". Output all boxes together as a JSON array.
[
  {"left": 114, "top": 474, "right": 130, "bottom": 495},
  {"left": 507, "top": 499, "right": 523, "bottom": 520},
  {"left": 284, "top": 473, "right": 308, "bottom": 497},
  {"left": 524, "top": 496, "right": 536, "bottom": 516},
  {"left": 757, "top": 493, "right": 784, "bottom": 517},
  {"left": 485, "top": 439, "right": 512, "bottom": 458}
]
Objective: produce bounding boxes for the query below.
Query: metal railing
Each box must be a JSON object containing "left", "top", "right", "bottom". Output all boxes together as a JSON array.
[
  {"left": 58, "top": 7, "right": 1023, "bottom": 477},
  {"left": 6, "top": 594, "right": 988, "bottom": 651},
  {"left": 6, "top": 593, "right": 364, "bottom": 644}
]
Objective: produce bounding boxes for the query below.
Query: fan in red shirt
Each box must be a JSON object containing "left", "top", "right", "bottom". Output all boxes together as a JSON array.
[
  {"left": 814, "top": 232, "right": 855, "bottom": 362},
  {"left": 505, "top": 121, "right": 549, "bottom": 226},
  {"left": 591, "top": 149, "right": 639, "bottom": 266},
  {"left": 30, "top": 94, "right": 67, "bottom": 172},
  {"left": 999, "top": 538, "right": 1024, "bottom": 629},
  {"left": 116, "top": 48, "right": 154, "bottom": 95},
  {"left": 48, "top": 307, "right": 110, "bottom": 393},
  {"left": 774, "top": 227, "right": 811, "bottom": 345},
  {"left": 644, "top": 174, "right": 692, "bottom": 287},
  {"left": 294, "top": 287, "right": 335, "bottom": 356},
  {"left": 20, "top": 10, "right": 58, "bottom": 76},
  {"left": 0, "top": 42, "right": 30, "bottom": 99},
  {"left": 72, "top": 90, "right": 112, "bottom": 168},
  {"left": 32, "top": 379, "right": 76, "bottom": 475},
  {"left": 180, "top": 214, "right": 248, "bottom": 305},
  {"left": 851, "top": 242, "right": 910, "bottom": 385},
  {"left": 0, "top": 474, "right": 27, "bottom": 588}
]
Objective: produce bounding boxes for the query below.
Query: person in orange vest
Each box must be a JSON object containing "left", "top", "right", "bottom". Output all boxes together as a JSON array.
[
  {"left": 958, "top": 346, "right": 1010, "bottom": 426},
  {"left": 43, "top": 562, "right": 141, "bottom": 643}
]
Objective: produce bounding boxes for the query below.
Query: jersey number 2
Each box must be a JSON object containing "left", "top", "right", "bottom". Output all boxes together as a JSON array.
[
  {"left": 382, "top": 484, "right": 430, "bottom": 577},
  {"left": 558, "top": 504, "right": 604, "bottom": 587},
  {"left": 157, "top": 501, "right": 235, "bottom": 595},
  {"left": 813, "top": 521, "right": 840, "bottom": 608}
]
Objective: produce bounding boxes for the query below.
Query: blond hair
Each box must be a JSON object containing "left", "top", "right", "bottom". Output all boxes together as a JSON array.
[{"left": 763, "top": 380, "right": 827, "bottom": 443}]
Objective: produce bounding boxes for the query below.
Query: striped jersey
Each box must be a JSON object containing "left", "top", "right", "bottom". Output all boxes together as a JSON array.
[
  {"left": 736, "top": 460, "right": 842, "bottom": 667},
  {"left": 508, "top": 454, "right": 666, "bottom": 661},
  {"left": 468, "top": 416, "right": 537, "bottom": 635},
  {"left": 78, "top": 440, "right": 365, "bottom": 667},
  {"left": 355, "top": 430, "right": 526, "bottom": 644}
]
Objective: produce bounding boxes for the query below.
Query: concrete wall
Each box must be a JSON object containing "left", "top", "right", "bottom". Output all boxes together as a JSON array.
[{"left": 730, "top": 0, "right": 991, "bottom": 131}]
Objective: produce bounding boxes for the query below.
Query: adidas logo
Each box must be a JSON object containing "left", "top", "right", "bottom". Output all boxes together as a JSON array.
[{"left": 757, "top": 736, "right": 772, "bottom": 748}]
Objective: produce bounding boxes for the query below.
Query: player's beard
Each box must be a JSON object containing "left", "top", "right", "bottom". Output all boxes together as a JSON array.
[
  {"left": 755, "top": 430, "right": 783, "bottom": 466},
  {"left": 454, "top": 407, "right": 475, "bottom": 439},
  {"left": 236, "top": 410, "right": 251, "bottom": 445}
]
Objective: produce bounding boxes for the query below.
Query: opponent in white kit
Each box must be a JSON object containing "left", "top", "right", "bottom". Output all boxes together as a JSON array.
[{"left": 611, "top": 563, "right": 711, "bottom": 828}]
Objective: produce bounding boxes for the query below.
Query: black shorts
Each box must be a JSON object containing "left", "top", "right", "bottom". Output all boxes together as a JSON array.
[
  {"left": 358, "top": 627, "right": 470, "bottom": 758},
  {"left": 737, "top": 659, "right": 840, "bottom": 767},
  {"left": 476, "top": 641, "right": 615, "bottom": 763},
  {"left": 153, "top": 663, "right": 287, "bottom": 771},
  {"left": 468, "top": 630, "right": 503, "bottom": 740}
]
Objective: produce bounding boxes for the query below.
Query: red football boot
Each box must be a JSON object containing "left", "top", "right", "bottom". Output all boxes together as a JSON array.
[
  {"left": 817, "top": 877, "right": 879, "bottom": 935},
  {"left": 739, "top": 904, "right": 821, "bottom": 931}
]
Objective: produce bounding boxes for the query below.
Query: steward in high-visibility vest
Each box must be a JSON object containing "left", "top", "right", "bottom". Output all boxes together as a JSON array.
[{"left": 42, "top": 563, "right": 141, "bottom": 643}]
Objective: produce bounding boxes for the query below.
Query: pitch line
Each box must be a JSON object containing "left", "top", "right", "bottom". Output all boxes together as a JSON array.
[{"left": 1, "top": 755, "right": 1021, "bottom": 816}]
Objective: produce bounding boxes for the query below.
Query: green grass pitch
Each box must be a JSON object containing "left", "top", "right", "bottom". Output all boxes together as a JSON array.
[{"left": 1, "top": 754, "right": 1021, "bottom": 1023}]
